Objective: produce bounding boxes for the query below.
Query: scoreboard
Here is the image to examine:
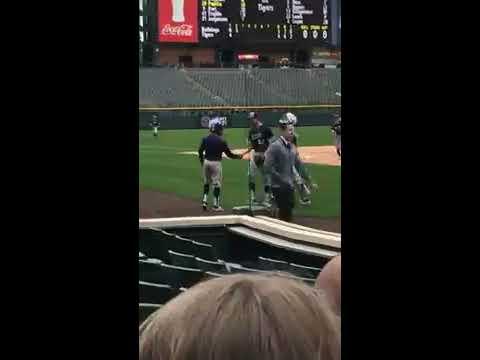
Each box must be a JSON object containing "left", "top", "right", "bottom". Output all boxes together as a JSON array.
[{"left": 200, "top": 0, "right": 330, "bottom": 43}]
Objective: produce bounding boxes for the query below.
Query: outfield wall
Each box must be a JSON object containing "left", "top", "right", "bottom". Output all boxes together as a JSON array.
[{"left": 138, "top": 109, "right": 338, "bottom": 130}]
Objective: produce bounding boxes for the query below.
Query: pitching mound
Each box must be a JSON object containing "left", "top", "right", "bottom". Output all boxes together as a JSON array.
[{"left": 179, "top": 146, "right": 340, "bottom": 166}]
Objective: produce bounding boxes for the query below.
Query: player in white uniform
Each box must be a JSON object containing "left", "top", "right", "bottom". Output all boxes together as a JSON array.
[
  {"left": 243, "top": 112, "right": 275, "bottom": 207},
  {"left": 151, "top": 114, "right": 160, "bottom": 137}
]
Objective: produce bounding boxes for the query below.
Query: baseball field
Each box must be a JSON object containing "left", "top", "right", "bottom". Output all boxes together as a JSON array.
[{"left": 139, "top": 126, "right": 341, "bottom": 232}]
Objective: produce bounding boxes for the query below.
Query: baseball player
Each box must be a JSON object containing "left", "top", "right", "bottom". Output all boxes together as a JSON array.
[
  {"left": 331, "top": 115, "right": 341, "bottom": 158},
  {"left": 198, "top": 122, "right": 243, "bottom": 211},
  {"left": 150, "top": 114, "right": 160, "bottom": 137},
  {"left": 242, "top": 112, "right": 274, "bottom": 207},
  {"left": 280, "top": 112, "right": 317, "bottom": 205}
]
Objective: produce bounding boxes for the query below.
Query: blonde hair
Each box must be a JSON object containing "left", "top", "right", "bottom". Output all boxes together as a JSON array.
[{"left": 140, "top": 273, "right": 340, "bottom": 360}]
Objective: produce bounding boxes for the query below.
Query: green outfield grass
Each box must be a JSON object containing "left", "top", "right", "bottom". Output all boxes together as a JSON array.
[{"left": 139, "top": 126, "right": 340, "bottom": 217}]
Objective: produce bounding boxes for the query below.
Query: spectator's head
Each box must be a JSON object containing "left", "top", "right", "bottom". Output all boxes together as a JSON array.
[
  {"left": 315, "top": 256, "right": 341, "bottom": 316},
  {"left": 140, "top": 274, "right": 340, "bottom": 360}
]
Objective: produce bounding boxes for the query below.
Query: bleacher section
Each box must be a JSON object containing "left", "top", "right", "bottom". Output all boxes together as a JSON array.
[
  {"left": 138, "top": 215, "right": 341, "bottom": 324},
  {"left": 139, "top": 68, "right": 224, "bottom": 107},
  {"left": 139, "top": 68, "right": 341, "bottom": 107}
]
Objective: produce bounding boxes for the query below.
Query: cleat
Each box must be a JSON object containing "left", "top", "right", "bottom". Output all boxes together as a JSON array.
[
  {"left": 202, "top": 201, "right": 208, "bottom": 211},
  {"left": 212, "top": 206, "right": 224, "bottom": 212}
]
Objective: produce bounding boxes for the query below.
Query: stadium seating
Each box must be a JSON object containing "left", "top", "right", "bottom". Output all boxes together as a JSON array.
[
  {"left": 227, "top": 265, "right": 268, "bottom": 274},
  {"left": 160, "top": 263, "right": 205, "bottom": 288},
  {"left": 194, "top": 257, "right": 227, "bottom": 272},
  {"left": 139, "top": 281, "right": 181, "bottom": 304},
  {"left": 258, "top": 256, "right": 290, "bottom": 271},
  {"left": 138, "top": 226, "right": 334, "bottom": 320},
  {"left": 169, "top": 236, "right": 196, "bottom": 255},
  {"left": 139, "top": 68, "right": 224, "bottom": 107},
  {"left": 139, "top": 68, "right": 341, "bottom": 107},
  {"left": 204, "top": 271, "right": 224, "bottom": 279},
  {"left": 139, "top": 259, "right": 164, "bottom": 283},
  {"left": 191, "top": 241, "right": 217, "bottom": 261},
  {"left": 168, "top": 250, "right": 196, "bottom": 268},
  {"left": 289, "top": 262, "right": 322, "bottom": 279},
  {"left": 140, "top": 228, "right": 196, "bottom": 261}
]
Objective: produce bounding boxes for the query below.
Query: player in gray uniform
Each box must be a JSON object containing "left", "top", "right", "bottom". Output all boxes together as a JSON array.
[{"left": 242, "top": 112, "right": 274, "bottom": 207}]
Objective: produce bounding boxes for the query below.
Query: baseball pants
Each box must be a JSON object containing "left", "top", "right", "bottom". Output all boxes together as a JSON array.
[
  {"left": 203, "top": 160, "right": 222, "bottom": 187},
  {"left": 335, "top": 134, "right": 341, "bottom": 155},
  {"left": 248, "top": 151, "right": 270, "bottom": 186}
]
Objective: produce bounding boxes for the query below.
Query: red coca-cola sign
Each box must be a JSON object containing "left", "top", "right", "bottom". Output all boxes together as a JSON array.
[{"left": 158, "top": 0, "right": 198, "bottom": 43}]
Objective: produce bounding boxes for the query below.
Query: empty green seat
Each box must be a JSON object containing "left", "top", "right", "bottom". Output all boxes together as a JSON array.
[
  {"left": 258, "top": 256, "right": 289, "bottom": 271},
  {"left": 169, "top": 250, "right": 196, "bottom": 268},
  {"left": 139, "top": 259, "right": 163, "bottom": 284},
  {"left": 195, "top": 257, "right": 227, "bottom": 273},
  {"left": 204, "top": 271, "right": 224, "bottom": 279},
  {"left": 139, "top": 228, "right": 171, "bottom": 261},
  {"left": 192, "top": 241, "right": 216, "bottom": 261},
  {"left": 167, "top": 236, "right": 195, "bottom": 255},
  {"left": 160, "top": 263, "right": 205, "bottom": 288},
  {"left": 289, "top": 263, "right": 322, "bottom": 279},
  {"left": 139, "top": 281, "right": 181, "bottom": 304}
]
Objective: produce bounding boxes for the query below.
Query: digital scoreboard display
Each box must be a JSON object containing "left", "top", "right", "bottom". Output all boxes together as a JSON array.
[
  {"left": 200, "top": 0, "right": 329, "bottom": 43},
  {"left": 157, "top": 0, "right": 330, "bottom": 44}
]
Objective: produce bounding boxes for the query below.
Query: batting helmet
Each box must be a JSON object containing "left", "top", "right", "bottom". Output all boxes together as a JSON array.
[
  {"left": 213, "top": 122, "right": 224, "bottom": 135},
  {"left": 279, "top": 112, "right": 297, "bottom": 126}
]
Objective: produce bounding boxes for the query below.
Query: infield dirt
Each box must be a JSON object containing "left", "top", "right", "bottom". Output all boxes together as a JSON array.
[{"left": 139, "top": 189, "right": 341, "bottom": 233}]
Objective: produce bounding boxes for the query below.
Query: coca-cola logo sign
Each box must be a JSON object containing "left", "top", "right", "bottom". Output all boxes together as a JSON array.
[
  {"left": 158, "top": 0, "right": 198, "bottom": 43},
  {"left": 161, "top": 24, "right": 193, "bottom": 37}
]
